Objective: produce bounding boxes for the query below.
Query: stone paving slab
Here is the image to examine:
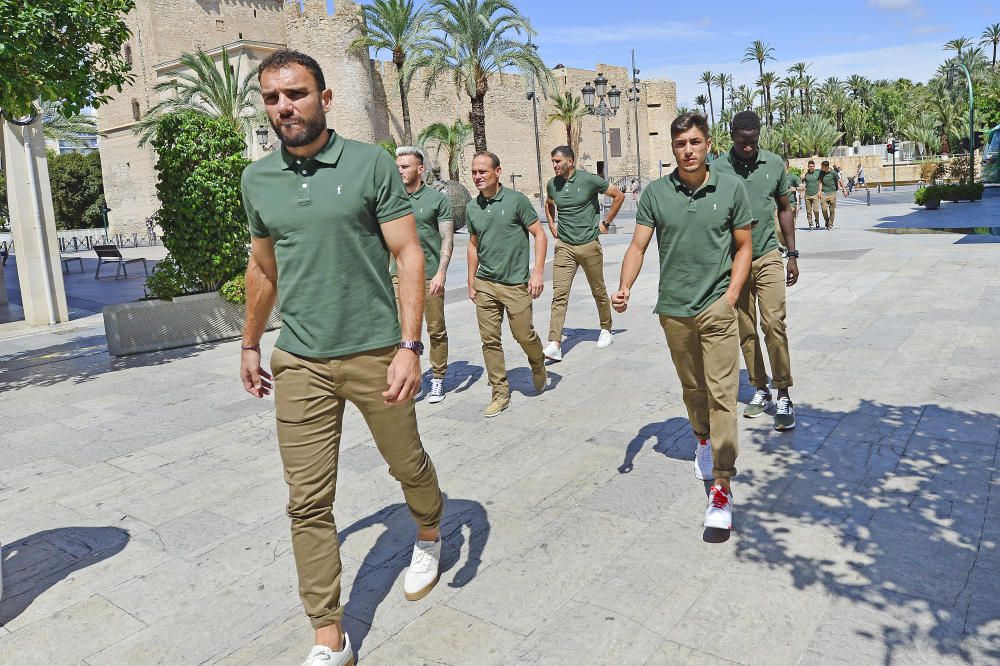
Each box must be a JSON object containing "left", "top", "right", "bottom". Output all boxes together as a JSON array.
[{"left": 1, "top": 190, "right": 999, "bottom": 664}]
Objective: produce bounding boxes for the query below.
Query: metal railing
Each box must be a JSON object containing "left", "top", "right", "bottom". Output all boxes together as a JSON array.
[{"left": 0, "top": 231, "right": 160, "bottom": 257}]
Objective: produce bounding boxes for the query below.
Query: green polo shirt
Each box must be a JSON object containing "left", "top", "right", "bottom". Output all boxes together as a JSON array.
[
  {"left": 466, "top": 185, "right": 539, "bottom": 286},
  {"left": 546, "top": 168, "right": 609, "bottom": 245},
  {"left": 711, "top": 149, "right": 789, "bottom": 259},
  {"left": 821, "top": 170, "right": 839, "bottom": 194},
  {"left": 390, "top": 184, "right": 453, "bottom": 278},
  {"left": 787, "top": 173, "right": 801, "bottom": 204},
  {"left": 242, "top": 130, "right": 412, "bottom": 358},
  {"left": 635, "top": 167, "right": 753, "bottom": 318},
  {"left": 803, "top": 170, "right": 821, "bottom": 196}
]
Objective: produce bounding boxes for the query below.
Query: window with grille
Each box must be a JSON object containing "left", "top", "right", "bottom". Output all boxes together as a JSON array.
[
  {"left": 610, "top": 128, "right": 622, "bottom": 157},
  {"left": 131, "top": 100, "right": 141, "bottom": 121},
  {"left": 124, "top": 44, "right": 133, "bottom": 67}
]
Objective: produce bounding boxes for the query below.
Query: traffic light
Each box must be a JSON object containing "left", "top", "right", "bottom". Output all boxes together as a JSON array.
[
  {"left": 886, "top": 141, "right": 895, "bottom": 154},
  {"left": 974, "top": 131, "right": 985, "bottom": 150}
]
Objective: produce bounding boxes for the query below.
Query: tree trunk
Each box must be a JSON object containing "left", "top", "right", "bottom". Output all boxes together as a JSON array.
[
  {"left": 566, "top": 122, "right": 573, "bottom": 147},
  {"left": 397, "top": 64, "right": 413, "bottom": 145},
  {"left": 707, "top": 86, "right": 715, "bottom": 125},
  {"left": 471, "top": 94, "right": 487, "bottom": 153},
  {"left": 447, "top": 149, "right": 459, "bottom": 181}
]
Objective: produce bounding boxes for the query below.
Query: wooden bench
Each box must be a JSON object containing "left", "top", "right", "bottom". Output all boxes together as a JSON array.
[
  {"left": 94, "top": 244, "right": 148, "bottom": 280},
  {"left": 61, "top": 255, "right": 84, "bottom": 273}
]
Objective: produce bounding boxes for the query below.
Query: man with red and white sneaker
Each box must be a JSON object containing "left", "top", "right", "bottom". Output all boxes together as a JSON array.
[{"left": 613, "top": 112, "right": 752, "bottom": 530}]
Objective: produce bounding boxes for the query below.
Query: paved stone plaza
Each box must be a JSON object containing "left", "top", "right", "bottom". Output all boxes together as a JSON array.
[{"left": 1, "top": 190, "right": 999, "bottom": 665}]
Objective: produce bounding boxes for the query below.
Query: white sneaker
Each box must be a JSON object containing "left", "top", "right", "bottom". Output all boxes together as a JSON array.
[
  {"left": 403, "top": 539, "right": 441, "bottom": 601},
  {"left": 704, "top": 485, "right": 734, "bottom": 530},
  {"left": 427, "top": 378, "right": 445, "bottom": 404},
  {"left": 300, "top": 635, "right": 354, "bottom": 666},
  {"left": 694, "top": 439, "right": 714, "bottom": 481},
  {"left": 596, "top": 329, "right": 614, "bottom": 348},
  {"left": 543, "top": 340, "right": 563, "bottom": 361}
]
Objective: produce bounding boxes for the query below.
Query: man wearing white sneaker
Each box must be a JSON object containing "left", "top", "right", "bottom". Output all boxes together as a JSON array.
[
  {"left": 543, "top": 145, "right": 625, "bottom": 361},
  {"left": 394, "top": 146, "right": 454, "bottom": 404},
  {"left": 711, "top": 112, "right": 799, "bottom": 432},
  {"left": 239, "top": 50, "right": 444, "bottom": 666},
  {"left": 613, "top": 112, "right": 753, "bottom": 530}
]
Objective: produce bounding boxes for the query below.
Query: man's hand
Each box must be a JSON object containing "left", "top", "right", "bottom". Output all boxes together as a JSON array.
[
  {"left": 599, "top": 220, "right": 609, "bottom": 235},
  {"left": 468, "top": 282, "right": 477, "bottom": 302},
  {"left": 383, "top": 349, "right": 421, "bottom": 405},
  {"left": 724, "top": 290, "right": 739, "bottom": 309},
  {"left": 549, "top": 224, "right": 558, "bottom": 239},
  {"left": 786, "top": 257, "right": 799, "bottom": 286},
  {"left": 428, "top": 272, "right": 446, "bottom": 297},
  {"left": 612, "top": 287, "right": 630, "bottom": 313},
  {"left": 528, "top": 271, "right": 544, "bottom": 299},
  {"left": 240, "top": 349, "right": 272, "bottom": 398}
]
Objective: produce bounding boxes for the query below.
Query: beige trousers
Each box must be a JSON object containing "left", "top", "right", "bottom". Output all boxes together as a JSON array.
[
  {"left": 547, "top": 239, "right": 612, "bottom": 341},
  {"left": 474, "top": 277, "right": 545, "bottom": 400},
  {"left": 805, "top": 195, "right": 821, "bottom": 228},
  {"left": 737, "top": 249, "right": 793, "bottom": 390},
  {"left": 821, "top": 193, "right": 837, "bottom": 229},
  {"left": 393, "top": 277, "right": 448, "bottom": 378}
]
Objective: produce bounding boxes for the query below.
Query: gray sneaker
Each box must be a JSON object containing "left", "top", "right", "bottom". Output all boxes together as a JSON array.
[
  {"left": 744, "top": 389, "right": 772, "bottom": 418},
  {"left": 774, "top": 396, "right": 796, "bottom": 431}
]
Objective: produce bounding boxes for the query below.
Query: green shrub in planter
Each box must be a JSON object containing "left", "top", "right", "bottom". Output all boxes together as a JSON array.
[{"left": 220, "top": 273, "right": 247, "bottom": 305}]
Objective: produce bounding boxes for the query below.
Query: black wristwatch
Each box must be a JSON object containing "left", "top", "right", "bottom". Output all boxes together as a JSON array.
[
  {"left": 600, "top": 220, "right": 610, "bottom": 228},
  {"left": 785, "top": 250, "right": 800, "bottom": 259},
  {"left": 400, "top": 340, "right": 424, "bottom": 356}
]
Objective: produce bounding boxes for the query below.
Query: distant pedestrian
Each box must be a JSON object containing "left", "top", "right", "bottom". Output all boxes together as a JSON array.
[
  {"left": 802, "top": 160, "right": 821, "bottom": 229},
  {"left": 784, "top": 158, "right": 801, "bottom": 230},
  {"left": 820, "top": 160, "right": 841, "bottom": 229},
  {"left": 630, "top": 178, "right": 640, "bottom": 201},
  {"left": 857, "top": 163, "right": 866, "bottom": 189}
]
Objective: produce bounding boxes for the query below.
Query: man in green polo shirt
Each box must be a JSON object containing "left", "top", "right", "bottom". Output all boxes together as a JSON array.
[
  {"left": 467, "top": 151, "right": 548, "bottom": 417},
  {"left": 820, "top": 160, "right": 841, "bottom": 229},
  {"left": 712, "top": 111, "right": 799, "bottom": 431},
  {"left": 542, "top": 145, "right": 625, "bottom": 361},
  {"left": 238, "top": 50, "right": 443, "bottom": 666},
  {"left": 613, "top": 112, "right": 753, "bottom": 531},
  {"left": 802, "top": 160, "right": 821, "bottom": 229},
  {"left": 394, "top": 146, "right": 454, "bottom": 404}
]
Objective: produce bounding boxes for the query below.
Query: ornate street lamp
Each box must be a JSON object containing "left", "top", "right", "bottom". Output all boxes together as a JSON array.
[
  {"left": 255, "top": 125, "right": 272, "bottom": 153},
  {"left": 525, "top": 38, "right": 545, "bottom": 210},
  {"left": 582, "top": 73, "right": 621, "bottom": 232},
  {"left": 627, "top": 49, "right": 642, "bottom": 192}
]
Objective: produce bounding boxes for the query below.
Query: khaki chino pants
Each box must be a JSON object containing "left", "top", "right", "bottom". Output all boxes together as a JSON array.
[
  {"left": 271, "top": 345, "right": 443, "bottom": 629},
  {"left": 392, "top": 277, "right": 448, "bottom": 379},
  {"left": 548, "top": 239, "right": 613, "bottom": 341},
  {"left": 805, "top": 195, "right": 821, "bottom": 228},
  {"left": 821, "top": 193, "right": 837, "bottom": 229},
  {"left": 474, "top": 277, "right": 545, "bottom": 400},
  {"left": 737, "top": 249, "right": 793, "bottom": 391},
  {"left": 659, "top": 296, "right": 740, "bottom": 479}
]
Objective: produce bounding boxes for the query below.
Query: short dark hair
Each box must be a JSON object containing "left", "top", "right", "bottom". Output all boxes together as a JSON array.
[
  {"left": 731, "top": 111, "right": 761, "bottom": 133},
  {"left": 551, "top": 145, "right": 574, "bottom": 160},
  {"left": 473, "top": 151, "right": 501, "bottom": 169},
  {"left": 821, "top": 160, "right": 830, "bottom": 167},
  {"left": 808, "top": 159, "right": 815, "bottom": 165},
  {"left": 258, "top": 49, "right": 326, "bottom": 92},
  {"left": 670, "top": 112, "right": 710, "bottom": 139}
]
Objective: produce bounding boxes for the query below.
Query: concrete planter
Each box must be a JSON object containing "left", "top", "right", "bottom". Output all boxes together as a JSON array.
[
  {"left": 103, "top": 292, "right": 280, "bottom": 356},
  {"left": 924, "top": 198, "right": 941, "bottom": 210}
]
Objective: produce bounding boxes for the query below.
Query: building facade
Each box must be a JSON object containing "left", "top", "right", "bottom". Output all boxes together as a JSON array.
[{"left": 98, "top": 0, "right": 677, "bottom": 234}]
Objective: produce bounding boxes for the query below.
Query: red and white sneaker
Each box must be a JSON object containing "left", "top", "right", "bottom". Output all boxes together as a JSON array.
[
  {"left": 694, "top": 439, "right": 714, "bottom": 480},
  {"left": 704, "top": 485, "right": 733, "bottom": 530}
]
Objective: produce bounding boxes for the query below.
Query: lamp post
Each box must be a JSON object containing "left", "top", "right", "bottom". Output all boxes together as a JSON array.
[
  {"left": 509, "top": 173, "right": 523, "bottom": 191},
  {"left": 526, "top": 38, "right": 545, "bottom": 211},
  {"left": 947, "top": 63, "right": 976, "bottom": 182},
  {"left": 627, "top": 50, "right": 642, "bottom": 193},
  {"left": 582, "top": 73, "right": 621, "bottom": 232},
  {"left": 255, "top": 125, "right": 272, "bottom": 155}
]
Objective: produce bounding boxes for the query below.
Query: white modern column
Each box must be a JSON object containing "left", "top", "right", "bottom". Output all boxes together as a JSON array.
[{"left": 1, "top": 116, "right": 69, "bottom": 325}]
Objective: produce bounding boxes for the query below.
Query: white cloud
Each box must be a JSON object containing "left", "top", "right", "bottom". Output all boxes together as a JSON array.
[
  {"left": 656, "top": 41, "right": 945, "bottom": 109},
  {"left": 868, "top": 0, "right": 915, "bottom": 9}
]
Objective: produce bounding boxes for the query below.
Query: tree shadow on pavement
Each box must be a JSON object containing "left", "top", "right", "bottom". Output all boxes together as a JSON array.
[
  {"left": 660, "top": 399, "right": 998, "bottom": 663},
  {"left": 338, "top": 494, "right": 489, "bottom": 653},
  {"left": 0, "top": 527, "right": 130, "bottom": 626}
]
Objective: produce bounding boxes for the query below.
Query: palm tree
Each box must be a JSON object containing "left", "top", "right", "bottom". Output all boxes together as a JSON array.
[
  {"left": 743, "top": 40, "right": 775, "bottom": 102},
  {"left": 981, "top": 23, "right": 1000, "bottom": 67},
  {"left": 845, "top": 74, "right": 872, "bottom": 109},
  {"left": 774, "top": 91, "right": 793, "bottom": 124},
  {"left": 545, "top": 91, "right": 586, "bottom": 157},
  {"left": 928, "top": 81, "right": 963, "bottom": 153},
  {"left": 417, "top": 118, "right": 473, "bottom": 180},
  {"left": 713, "top": 73, "right": 731, "bottom": 125},
  {"left": 676, "top": 105, "right": 692, "bottom": 115},
  {"left": 733, "top": 84, "right": 756, "bottom": 112},
  {"left": 39, "top": 101, "right": 98, "bottom": 147},
  {"left": 788, "top": 62, "right": 809, "bottom": 113},
  {"left": 901, "top": 114, "right": 942, "bottom": 157},
  {"left": 351, "top": 0, "right": 430, "bottom": 145},
  {"left": 709, "top": 121, "right": 732, "bottom": 156},
  {"left": 134, "top": 48, "right": 263, "bottom": 146},
  {"left": 694, "top": 94, "right": 709, "bottom": 116},
  {"left": 784, "top": 114, "right": 842, "bottom": 157},
  {"left": 700, "top": 70, "right": 715, "bottom": 124},
  {"left": 945, "top": 37, "right": 972, "bottom": 55},
  {"left": 757, "top": 71, "right": 778, "bottom": 126},
  {"left": 416, "top": 0, "right": 549, "bottom": 153}
]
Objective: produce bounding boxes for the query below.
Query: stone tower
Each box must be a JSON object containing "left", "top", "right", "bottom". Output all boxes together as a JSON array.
[{"left": 283, "top": 0, "right": 383, "bottom": 143}]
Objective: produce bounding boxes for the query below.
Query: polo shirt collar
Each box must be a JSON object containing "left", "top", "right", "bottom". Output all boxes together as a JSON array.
[
  {"left": 669, "top": 167, "right": 718, "bottom": 196},
  {"left": 564, "top": 168, "right": 579, "bottom": 183},
  {"left": 727, "top": 148, "right": 765, "bottom": 168},
  {"left": 478, "top": 184, "right": 506, "bottom": 204},
  {"left": 280, "top": 130, "right": 345, "bottom": 168},
  {"left": 409, "top": 183, "right": 427, "bottom": 199}
]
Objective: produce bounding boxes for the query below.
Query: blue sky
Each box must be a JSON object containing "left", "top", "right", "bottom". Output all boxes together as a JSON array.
[{"left": 340, "top": 0, "right": 998, "bottom": 108}]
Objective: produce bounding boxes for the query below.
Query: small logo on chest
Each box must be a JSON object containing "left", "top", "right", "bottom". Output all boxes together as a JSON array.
[
  {"left": 714, "top": 203, "right": 718, "bottom": 210},
  {"left": 337, "top": 185, "right": 342, "bottom": 195}
]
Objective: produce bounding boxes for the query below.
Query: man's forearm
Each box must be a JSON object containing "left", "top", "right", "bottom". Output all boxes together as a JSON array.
[
  {"left": 777, "top": 206, "right": 796, "bottom": 252},
  {"left": 467, "top": 242, "right": 479, "bottom": 286},
  {"left": 728, "top": 244, "right": 752, "bottom": 296},
  {"left": 532, "top": 229, "right": 547, "bottom": 275},
  {"left": 243, "top": 260, "right": 277, "bottom": 346},
  {"left": 395, "top": 246, "right": 425, "bottom": 340},
  {"left": 437, "top": 220, "right": 455, "bottom": 276},
  {"left": 605, "top": 192, "right": 625, "bottom": 223},
  {"left": 618, "top": 246, "right": 644, "bottom": 290}
]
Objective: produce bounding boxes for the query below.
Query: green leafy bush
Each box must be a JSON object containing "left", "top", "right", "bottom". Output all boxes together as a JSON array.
[
  {"left": 914, "top": 182, "right": 984, "bottom": 206},
  {"left": 219, "top": 273, "right": 246, "bottom": 305},
  {"left": 787, "top": 165, "right": 802, "bottom": 177},
  {"left": 144, "top": 256, "right": 192, "bottom": 300},
  {"left": 149, "top": 111, "right": 250, "bottom": 295},
  {"left": 47, "top": 151, "right": 107, "bottom": 230}
]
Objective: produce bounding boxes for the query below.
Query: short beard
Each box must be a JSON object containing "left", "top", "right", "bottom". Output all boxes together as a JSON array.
[{"left": 273, "top": 105, "right": 327, "bottom": 148}]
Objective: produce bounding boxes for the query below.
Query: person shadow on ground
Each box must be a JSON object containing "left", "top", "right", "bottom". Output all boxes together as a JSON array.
[
  {"left": 414, "top": 361, "right": 483, "bottom": 403},
  {"left": 0, "top": 527, "right": 130, "bottom": 625},
  {"left": 557, "top": 327, "right": 629, "bottom": 358},
  {"left": 337, "top": 494, "right": 489, "bottom": 652}
]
